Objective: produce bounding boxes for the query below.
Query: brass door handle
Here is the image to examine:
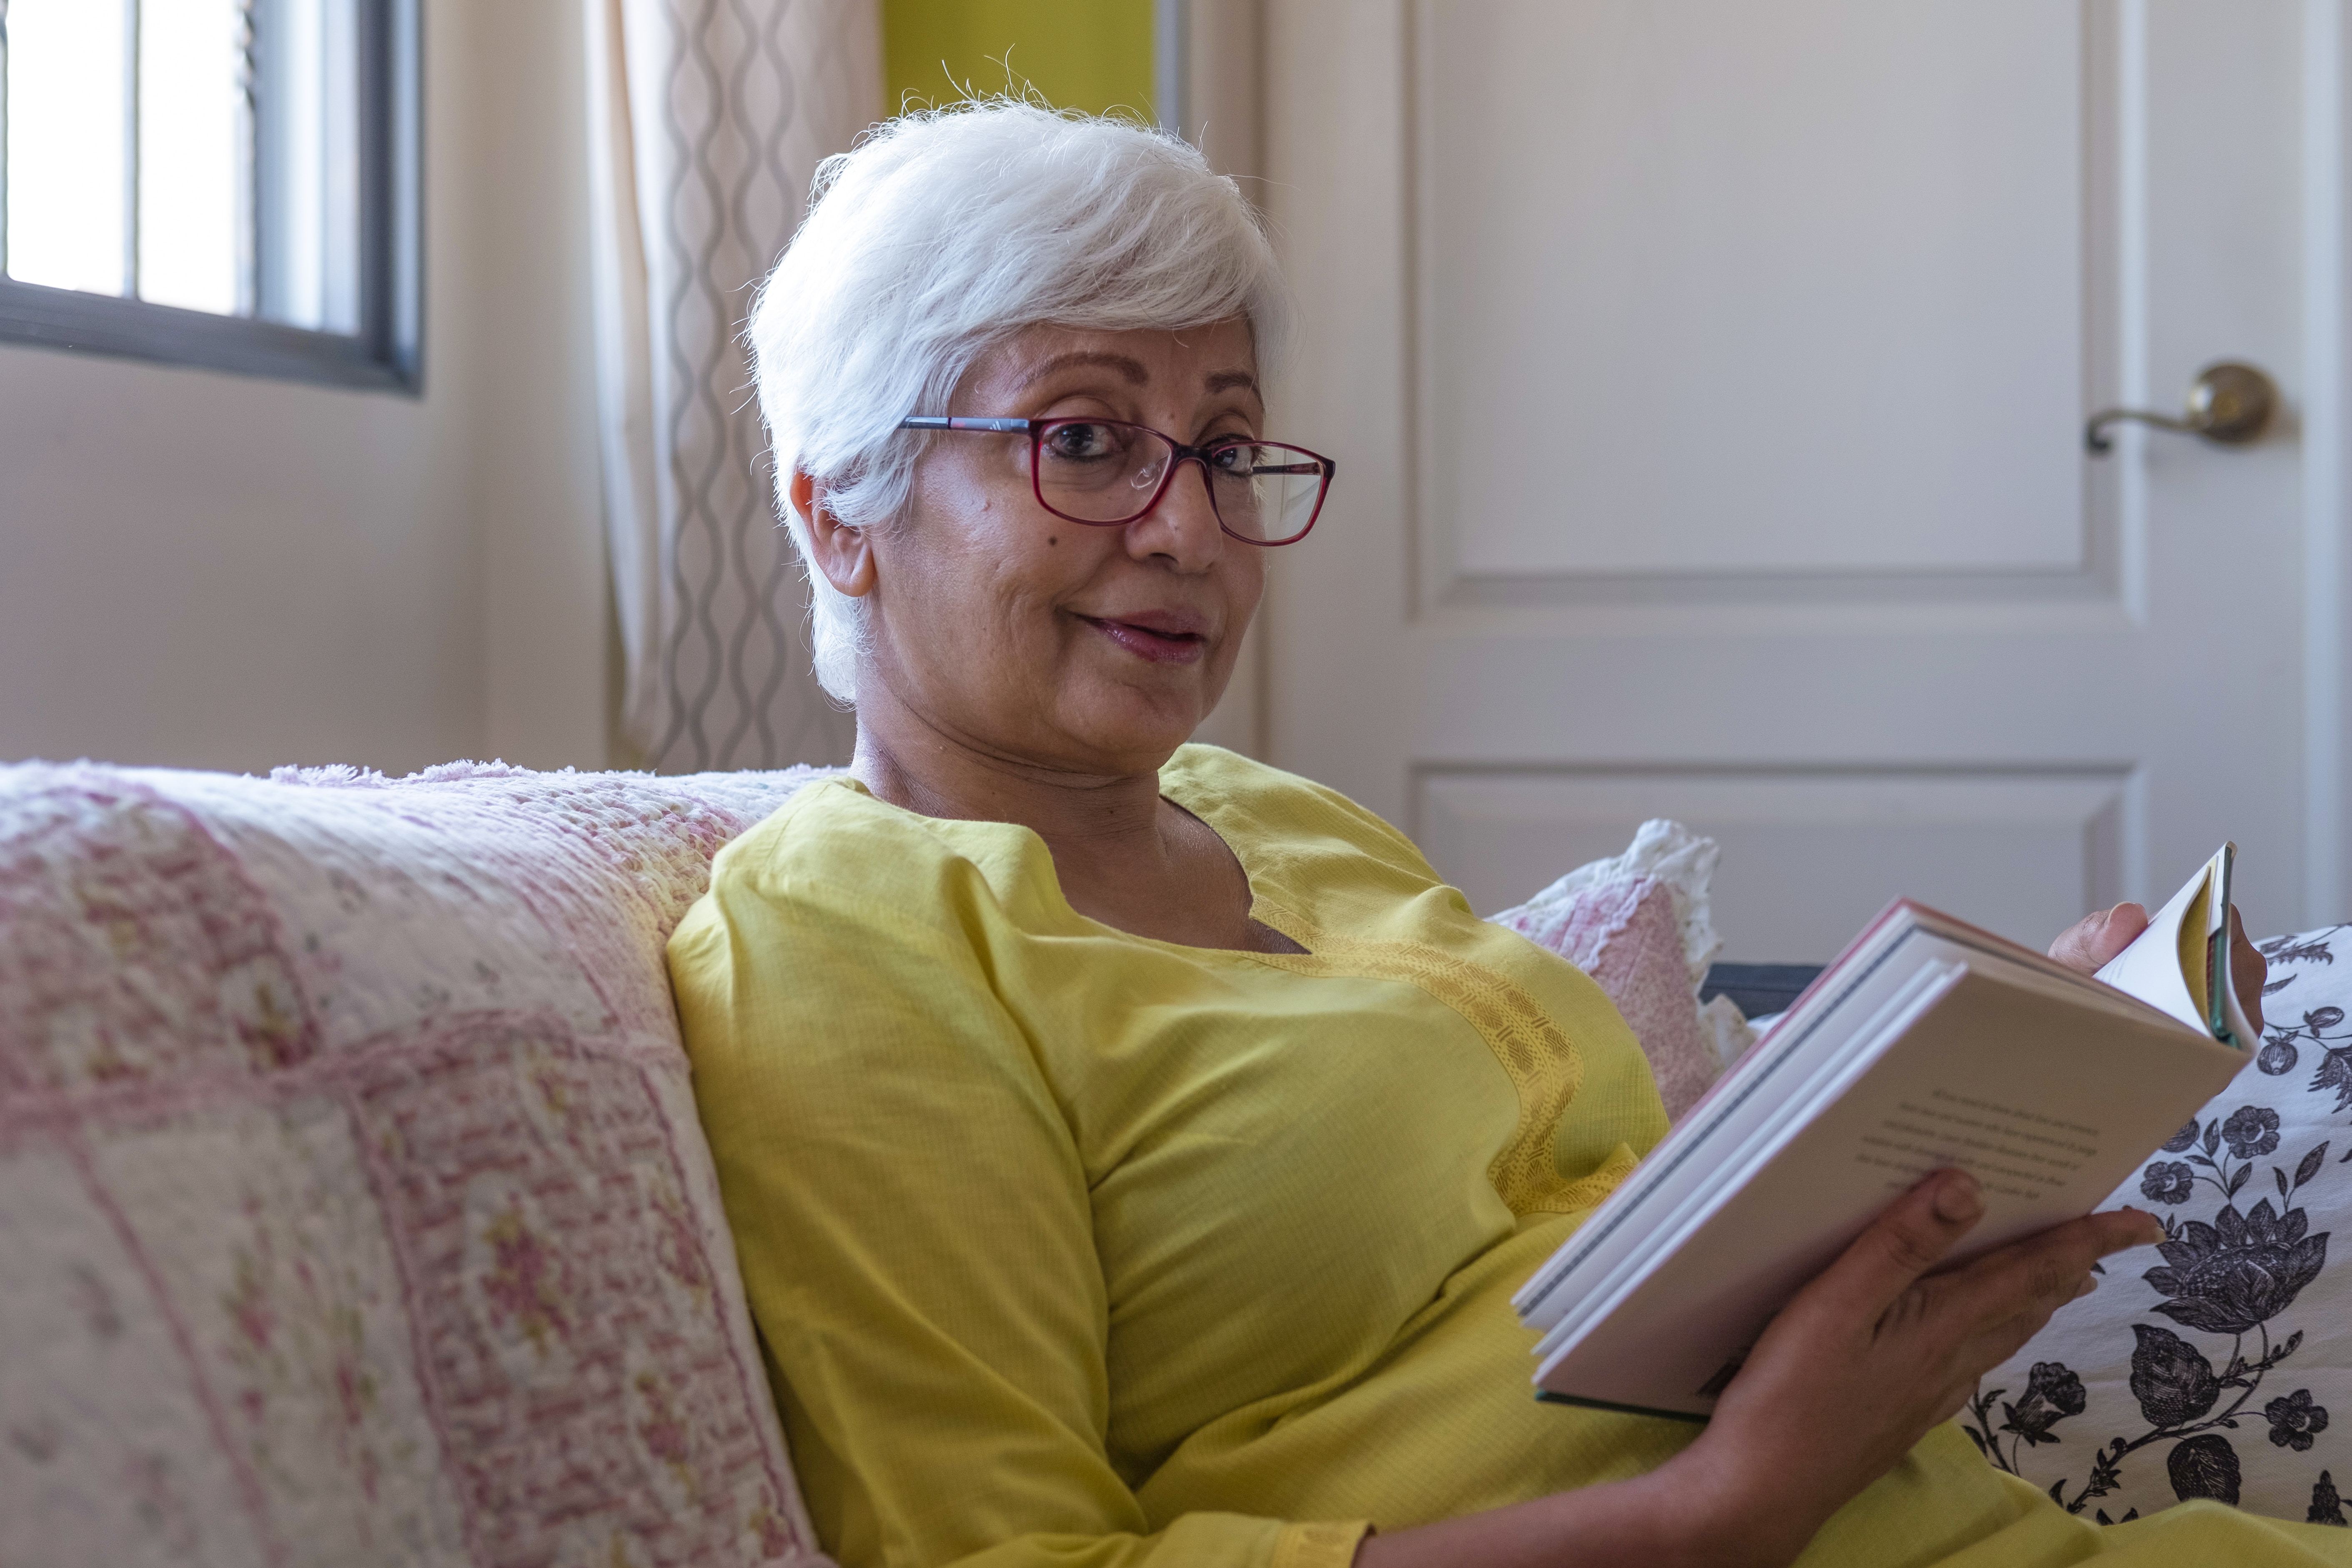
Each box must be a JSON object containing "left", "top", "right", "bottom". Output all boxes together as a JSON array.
[{"left": 2085, "top": 361, "right": 2278, "bottom": 454}]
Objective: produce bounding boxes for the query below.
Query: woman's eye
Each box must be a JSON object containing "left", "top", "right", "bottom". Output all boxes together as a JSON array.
[
  {"left": 1046, "top": 423, "right": 1118, "bottom": 460},
  {"left": 1208, "top": 443, "right": 1255, "bottom": 474}
]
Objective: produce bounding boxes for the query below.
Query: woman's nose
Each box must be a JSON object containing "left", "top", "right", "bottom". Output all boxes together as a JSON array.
[{"left": 1125, "top": 461, "right": 1226, "bottom": 569}]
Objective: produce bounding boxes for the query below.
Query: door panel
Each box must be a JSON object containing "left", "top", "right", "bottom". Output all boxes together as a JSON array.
[{"left": 1423, "top": 0, "right": 2085, "bottom": 579}]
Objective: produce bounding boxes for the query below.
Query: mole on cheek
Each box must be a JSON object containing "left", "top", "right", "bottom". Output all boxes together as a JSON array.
[{"left": 1047, "top": 535, "right": 1058, "bottom": 546}]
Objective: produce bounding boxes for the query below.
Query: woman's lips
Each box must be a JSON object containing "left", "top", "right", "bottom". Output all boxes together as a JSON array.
[{"left": 1080, "top": 615, "right": 1208, "bottom": 665}]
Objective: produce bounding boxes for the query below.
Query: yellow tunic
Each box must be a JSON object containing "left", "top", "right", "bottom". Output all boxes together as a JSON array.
[{"left": 670, "top": 745, "right": 2352, "bottom": 1568}]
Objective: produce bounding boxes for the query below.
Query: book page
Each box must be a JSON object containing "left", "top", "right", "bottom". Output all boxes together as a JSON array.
[
  {"left": 2094, "top": 852, "right": 2221, "bottom": 1034},
  {"left": 2178, "top": 878, "right": 2213, "bottom": 1021}
]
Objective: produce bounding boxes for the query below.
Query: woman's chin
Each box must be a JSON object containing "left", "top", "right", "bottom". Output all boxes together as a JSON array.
[{"left": 1050, "top": 691, "right": 1215, "bottom": 769}]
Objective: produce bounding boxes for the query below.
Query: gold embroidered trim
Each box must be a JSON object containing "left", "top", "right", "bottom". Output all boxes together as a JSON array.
[
  {"left": 1247, "top": 910, "right": 1591, "bottom": 1216},
  {"left": 1551, "top": 1141, "right": 1640, "bottom": 1215},
  {"left": 1269, "top": 1520, "right": 1373, "bottom": 1568}
]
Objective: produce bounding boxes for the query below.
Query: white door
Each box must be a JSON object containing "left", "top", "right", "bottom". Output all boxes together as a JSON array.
[{"left": 1251, "top": 0, "right": 2352, "bottom": 959}]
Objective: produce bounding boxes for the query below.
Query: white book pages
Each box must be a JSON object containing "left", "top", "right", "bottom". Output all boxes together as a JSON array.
[
  {"left": 2092, "top": 846, "right": 2260, "bottom": 1049},
  {"left": 2094, "top": 853, "right": 2218, "bottom": 1034},
  {"left": 1511, "top": 909, "right": 1919, "bottom": 1326},
  {"left": 1532, "top": 959, "right": 1966, "bottom": 1365}
]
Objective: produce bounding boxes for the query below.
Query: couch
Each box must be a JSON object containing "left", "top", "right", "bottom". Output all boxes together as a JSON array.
[{"left": 5, "top": 758, "right": 2347, "bottom": 1562}]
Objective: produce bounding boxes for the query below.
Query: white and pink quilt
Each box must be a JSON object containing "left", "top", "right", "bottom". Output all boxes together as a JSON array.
[{"left": 0, "top": 760, "right": 835, "bottom": 1568}]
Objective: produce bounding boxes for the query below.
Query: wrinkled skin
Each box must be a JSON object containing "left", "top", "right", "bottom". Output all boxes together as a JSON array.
[{"left": 794, "top": 318, "right": 1291, "bottom": 953}]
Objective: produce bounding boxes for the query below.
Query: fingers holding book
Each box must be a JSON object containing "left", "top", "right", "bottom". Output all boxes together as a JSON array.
[
  {"left": 2229, "top": 904, "right": 2268, "bottom": 1034},
  {"left": 1686, "top": 1170, "right": 2164, "bottom": 1555},
  {"left": 1926, "top": 1196, "right": 2167, "bottom": 1380},
  {"left": 2049, "top": 902, "right": 2151, "bottom": 974},
  {"left": 1830, "top": 1166, "right": 1992, "bottom": 1315},
  {"left": 2050, "top": 897, "right": 2269, "bottom": 1034}
]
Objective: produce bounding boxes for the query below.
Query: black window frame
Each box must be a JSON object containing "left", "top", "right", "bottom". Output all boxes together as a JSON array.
[{"left": 0, "top": 0, "right": 423, "bottom": 393}]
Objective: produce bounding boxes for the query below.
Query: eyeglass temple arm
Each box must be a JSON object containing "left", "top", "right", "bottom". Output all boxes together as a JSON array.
[{"left": 898, "top": 416, "right": 1035, "bottom": 433}]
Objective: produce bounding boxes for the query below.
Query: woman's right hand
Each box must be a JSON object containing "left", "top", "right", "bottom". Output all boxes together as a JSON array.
[
  {"left": 1668, "top": 1169, "right": 2163, "bottom": 1565},
  {"left": 1355, "top": 1171, "right": 2162, "bottom": 1568}
]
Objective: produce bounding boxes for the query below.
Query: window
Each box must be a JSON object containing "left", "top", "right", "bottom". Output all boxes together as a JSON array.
[{"left": 0, "top": 0, "right": 420, "bottom": 390}]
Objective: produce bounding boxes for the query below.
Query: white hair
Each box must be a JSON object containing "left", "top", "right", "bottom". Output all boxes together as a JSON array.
[{"left": 746, "top": 100, "right": 1292, "bottom": 704}]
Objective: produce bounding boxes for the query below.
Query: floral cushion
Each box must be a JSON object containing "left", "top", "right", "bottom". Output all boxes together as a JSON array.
[
  {"left": 0, "top": 760, "right": 839, "bottom": 1568},
  {"left": 1970, "top": 925, "right": 2352, "bottom": 1525},
  {"left": 1487, "top": 819, "right": 1752, "bottom": 1121}
]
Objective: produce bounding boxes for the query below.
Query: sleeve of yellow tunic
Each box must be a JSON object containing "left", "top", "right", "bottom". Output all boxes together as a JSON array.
[{"left": 669, "top": 770, "right": 1373, "bottom": 1568}]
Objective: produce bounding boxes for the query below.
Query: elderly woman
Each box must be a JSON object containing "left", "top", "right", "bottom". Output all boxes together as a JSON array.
[{"left": 669, "top": 103, "right": 2322, "bottom": 1568}]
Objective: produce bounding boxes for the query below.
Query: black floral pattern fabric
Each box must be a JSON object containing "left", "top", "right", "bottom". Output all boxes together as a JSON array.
[{"left": 1969, "top": 926, "right": 2352, "bottom": 1523}]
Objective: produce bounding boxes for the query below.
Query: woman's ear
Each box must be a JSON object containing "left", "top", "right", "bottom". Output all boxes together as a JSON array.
[{"left": 789, "top": 469, "right": 877, "bottom": 598}]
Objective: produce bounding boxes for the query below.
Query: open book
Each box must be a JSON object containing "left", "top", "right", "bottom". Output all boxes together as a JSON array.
[{"left": 1517, "top": 846, "right": 2256, "bottom": 1420}]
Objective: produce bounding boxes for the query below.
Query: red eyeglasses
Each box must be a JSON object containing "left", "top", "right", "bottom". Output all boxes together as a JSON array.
[{"left": 899, "top": 416, "right": 1336, "bottom": 546}]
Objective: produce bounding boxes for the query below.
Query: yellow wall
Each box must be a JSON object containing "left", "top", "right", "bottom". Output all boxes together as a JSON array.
[{"left": 883, "top": 0, "right": 1155, "bottom": 120}]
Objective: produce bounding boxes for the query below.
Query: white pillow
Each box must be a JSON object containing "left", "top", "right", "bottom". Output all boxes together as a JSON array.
[{"left": 1971, "top": 924, "right": 2352, "bottom": 1524}]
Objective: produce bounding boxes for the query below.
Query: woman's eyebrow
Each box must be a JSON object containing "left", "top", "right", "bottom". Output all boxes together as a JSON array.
[
  {"left": 1205, "top": 369, "right": 1258, "bottom": 394},
  {"left": 1014, "top": 351, "right": 1150, "bottom": 390}
]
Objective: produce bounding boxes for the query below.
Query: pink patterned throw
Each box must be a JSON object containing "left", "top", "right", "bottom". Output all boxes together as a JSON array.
[
  {"left": 0, "top": 759, "right": 838, "bottom": 1568},
  {"left": 1488, "top": 820, "right": 1753, "bottom": 1122}
]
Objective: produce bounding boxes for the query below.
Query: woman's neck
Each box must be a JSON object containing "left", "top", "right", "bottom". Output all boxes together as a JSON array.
[
  {"left": 847, "top": 686, "right": 1289, "bottom": 951},
  {"left": 848, "top": 694, "right": 1174, "bottom": 872}
]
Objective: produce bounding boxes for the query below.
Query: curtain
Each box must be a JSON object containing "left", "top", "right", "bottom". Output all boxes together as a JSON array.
[{"left": 585, "top": 0, "right": 878, "bottom": 771}]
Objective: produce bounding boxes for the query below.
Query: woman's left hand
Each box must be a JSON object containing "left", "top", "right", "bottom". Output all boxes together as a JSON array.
[{"left": 2047, "top": 901, "right": 2267, "bottom": 1033}]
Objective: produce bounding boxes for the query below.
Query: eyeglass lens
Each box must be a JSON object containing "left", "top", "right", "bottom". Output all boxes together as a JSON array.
[{"left": 1034, "top": 420, "right": 1326, "bottom": 543}]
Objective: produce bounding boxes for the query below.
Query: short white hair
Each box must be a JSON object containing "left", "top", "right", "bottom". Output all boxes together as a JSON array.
[{"left": 747, "top": 100, "right": 1292, "bottom": 704}]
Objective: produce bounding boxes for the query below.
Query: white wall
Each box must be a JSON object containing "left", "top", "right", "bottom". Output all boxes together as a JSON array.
[
  {"left": 0, "top": 0, "right": 610, "bottom": 777},
  {"left": 466, "top": 0, "right": 610, "bottom": 774}
]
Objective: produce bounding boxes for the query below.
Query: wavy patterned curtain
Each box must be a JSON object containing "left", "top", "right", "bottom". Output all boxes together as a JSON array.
[{"left": 585, "top": 0, "right": 876, "bottom": 771}]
